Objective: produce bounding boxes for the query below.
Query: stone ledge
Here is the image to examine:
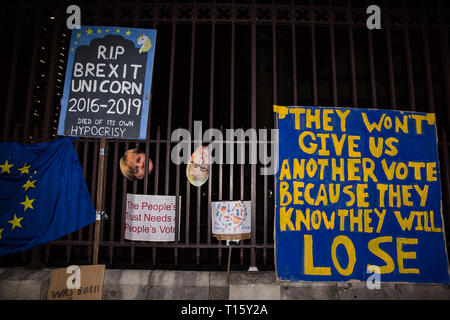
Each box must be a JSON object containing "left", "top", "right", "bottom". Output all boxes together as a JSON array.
[
  {"left": 0, "top": 268, "right": 449, "bottom": 300},
  {"left": 147, "top": 270, "right": 211, "bottom": 299},
  {"left": 102, "top": 269, "right": 152, "bottom": 300},
  {"left": 0, "top": 268, "right": 52, "bottom": 300},
  {"left": 280, "top": 280, "right": 450, "bottom": 300},
  {"left": 281, "top": 281, "right": 339, "bottom": 300},
  {"left": 229, "top": 271, "right": 281, "bottom": 300}
]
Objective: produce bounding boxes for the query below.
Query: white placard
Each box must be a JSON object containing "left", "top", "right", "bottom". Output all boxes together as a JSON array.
[
  {"left": 211, "top": 201, "right": 251, "bottom": 235},
  {"left": 124, "top": 194, "right": 177, "bottom": 241}
]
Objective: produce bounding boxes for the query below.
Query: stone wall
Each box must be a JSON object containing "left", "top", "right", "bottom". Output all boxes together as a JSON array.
[{"left": 0, "top": 268, "right": 449, "bottom": 300}]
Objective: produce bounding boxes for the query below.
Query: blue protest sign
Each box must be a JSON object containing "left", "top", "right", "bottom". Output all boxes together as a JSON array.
[
  {"left": 274, "top": 105, "right": 449, "bottom": 284},
  {"left": 58, "top": 26, "right": 157, "bottom": 140}
]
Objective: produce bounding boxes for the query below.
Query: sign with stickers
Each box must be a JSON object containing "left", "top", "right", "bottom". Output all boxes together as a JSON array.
[{"left": 211, "top": 201, "right": 251, "bottom": 240}]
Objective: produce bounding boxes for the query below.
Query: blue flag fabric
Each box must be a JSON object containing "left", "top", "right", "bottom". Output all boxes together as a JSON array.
[{"left": 0, "top": 138, "right": 95, "bottom": 256}]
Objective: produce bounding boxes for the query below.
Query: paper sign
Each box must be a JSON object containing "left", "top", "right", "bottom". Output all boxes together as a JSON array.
[
  {"left": 274, "top": 106, "right": 450, "bottom": 284},
  {"left": 125, "top": 194, "right": 177, "bottom": 241},
  {"left": 57, "top": 25, "right": 157, "bottom": 140},
  {"left": 211, "top": 201, "right": 251, "bottom": 239},
  {"left": 47, "top": 265, "right": 105, "bottom": 300}
]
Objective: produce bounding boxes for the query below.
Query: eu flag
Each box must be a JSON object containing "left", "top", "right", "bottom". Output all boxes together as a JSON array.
[{"left": 0, "top": 138, "right": 95, "bottom": 256}]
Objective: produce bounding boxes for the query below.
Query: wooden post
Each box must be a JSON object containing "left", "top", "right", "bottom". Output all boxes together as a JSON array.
[
  {"left": 215, "top": 235, "right": 251, "bottom": 285},
  {"left": 226, "top": 245, "right": 232, "bottom": 284},
  {"left": 92, "top": 138, "right": 106, "bottom": 265}
]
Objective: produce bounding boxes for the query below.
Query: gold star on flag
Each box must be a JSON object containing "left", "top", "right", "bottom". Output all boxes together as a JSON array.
[
  {"left": 125, "top": 30, "right": 131, "bottom": 36},
  {"left": 18, "top": 163, "right": 31, "bottom": 174},
  {"left": 0, "top": 228, "right": 3, "bottom": 240},
  {"left": 76, "top": 32, "right": 81, "bottom": 38},
  {"left": 20, "top": 195, "right": 35, "bottom": 212},
  {"left": 23, "top": 179, "right": 37, "bottom": 191},
  {"left": 86, "top": 28, "right": 93, "bottom": 35},
  {"left": 116, "top": 28, "right": 121, "bottom": 33},
  {"left": 9, "top": 214, "right": 23, "bottom": 230},
  {"left": 0, "top": 160, "right": 13, "bottom": 174},
  {"left": 97, "top": 28, "right": 102, "bottom": 34}
]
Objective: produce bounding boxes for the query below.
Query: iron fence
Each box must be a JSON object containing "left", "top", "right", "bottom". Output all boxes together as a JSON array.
[{"left": 1, "top": 0, "right": 449, "bottom": 270}]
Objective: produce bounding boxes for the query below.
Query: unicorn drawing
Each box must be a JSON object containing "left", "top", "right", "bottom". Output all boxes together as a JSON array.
[{"left": 137, "top": 34, "right": 151, "bottom": 53}]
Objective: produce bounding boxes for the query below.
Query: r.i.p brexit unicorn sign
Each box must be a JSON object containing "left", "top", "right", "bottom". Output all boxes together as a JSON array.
[{"left": 57, "top": 26, "right": 157, "bottom": 140}]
